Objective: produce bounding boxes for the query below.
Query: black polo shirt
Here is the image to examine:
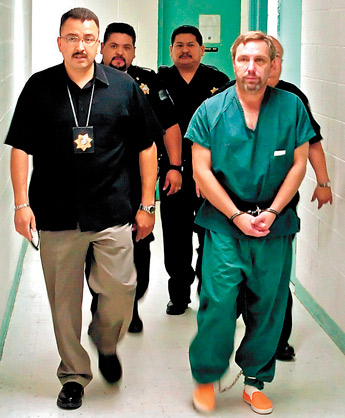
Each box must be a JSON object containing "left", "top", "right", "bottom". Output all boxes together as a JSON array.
[
  {"left": 5, "top": 63, "right": 163, "bottom": 232},
  {"left": 158, "top": 63, "right": 229, "bottom": 165}
]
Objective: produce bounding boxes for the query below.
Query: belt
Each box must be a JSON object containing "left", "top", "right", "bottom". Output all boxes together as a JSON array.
[{"left": 213, "top": 172, "right": 299, "bottom": 215}]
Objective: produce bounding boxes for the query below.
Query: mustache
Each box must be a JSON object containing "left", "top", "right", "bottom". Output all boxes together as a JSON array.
[
  {"left": 179, "top": 53, "right": 192, "bottom": 58},
  {"left": 72, "top": 52, "right": 87, "bottom": 58}
]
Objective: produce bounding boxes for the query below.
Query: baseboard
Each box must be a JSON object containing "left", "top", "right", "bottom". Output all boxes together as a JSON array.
[
  {"left": 0, "top": 239, "right": 28, "bottom": 359},
  {"left": 295, "top": 278, "right": 345, "bottom": 355}
]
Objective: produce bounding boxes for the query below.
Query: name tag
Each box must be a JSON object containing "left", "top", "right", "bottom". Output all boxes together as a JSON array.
[{"left": 274, "top": 150, "right": 286, "bottom": 157}]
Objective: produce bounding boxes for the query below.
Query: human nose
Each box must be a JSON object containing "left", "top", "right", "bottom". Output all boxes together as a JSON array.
[
  {"left": 114, "top": 46, "right": 124, "bottom": 56},
  {"left": 76, "top": 38, "right": 86, "bottom": 50},
  {"left": 247, "top": 58, "right": 255, "bottom": 71}
]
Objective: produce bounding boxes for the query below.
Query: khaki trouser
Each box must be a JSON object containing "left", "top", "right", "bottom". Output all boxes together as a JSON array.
[{"left": 40, "top": 224, "right": 136, "bottom": 387}]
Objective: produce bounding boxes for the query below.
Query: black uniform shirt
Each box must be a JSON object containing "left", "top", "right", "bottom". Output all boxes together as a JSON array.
[
  {"left": 276, "top": 80, "right": 322, "bottom": 145},
  {"left": 158, "top": 63, "right": 229, "bottom": 164},
  {"left": 125, "top": 64, "right": 180, "bottom": 208},
  {"left": 5, "top": 63, "right": 163, "bottom": 232},
  {"left": 127, "top": 65, "right": 177, "bottom": 132}
]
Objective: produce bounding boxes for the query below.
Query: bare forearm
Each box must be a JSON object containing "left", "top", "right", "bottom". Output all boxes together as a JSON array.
[
  {"left": 192, "top": 143, "right": 271, "bottom": 238},
  {"left": 139, "top": 143, "right": 158, "bottom": 205},
  {"left": 163, "top": 124, "right": 182, "bottom": 165},
  {"left": 10, "top": 147, "right": 36, "bottom": 239},
  {"left": 271, "top": 142, "right": 309, "bottom": 213},
  {"left": 195, "top": 170, "right": 238, "bottom": 217},
  {"left": 11, "top": 148, "right": 29, "bottom": 205},
  {"left": 309, "top": 141, "right": 332, "bottom": 208},
  {"left": 192, "top": 145, "right": 238, "bottom": 218},
  {"left": 309, "top": 141, "right": 330, "bottom": 183}
]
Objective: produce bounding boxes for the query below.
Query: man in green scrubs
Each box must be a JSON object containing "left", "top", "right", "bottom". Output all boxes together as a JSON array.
[{"left": 185, "top": 31, "right": 315, "bottom": 415}]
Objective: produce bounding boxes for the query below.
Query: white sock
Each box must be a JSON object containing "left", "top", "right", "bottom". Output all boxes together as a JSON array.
[{"left": 244, "top": 384, "right": 261, "bottom": 398}]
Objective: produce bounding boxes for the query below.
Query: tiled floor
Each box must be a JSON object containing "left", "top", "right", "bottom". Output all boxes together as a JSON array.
[{"left": 0, "top": 210, "right": 344, "bottom": 417}]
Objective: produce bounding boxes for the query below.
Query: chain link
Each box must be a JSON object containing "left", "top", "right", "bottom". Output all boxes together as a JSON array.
[{"left": 218, "top": 370, "right": 243, "bottom": 393}]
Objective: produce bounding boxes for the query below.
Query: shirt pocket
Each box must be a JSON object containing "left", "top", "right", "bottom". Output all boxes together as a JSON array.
[{"left": 263, "top": 150, "right": 294, "bottom": 194}]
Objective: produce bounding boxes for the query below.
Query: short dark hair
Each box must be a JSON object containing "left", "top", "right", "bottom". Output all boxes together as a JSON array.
[
  {"left": 171, "top": 25, "right": 203, "bottom": 46},
  {"left": 60, "top": 7, "right": 99, "bottom": 35},
  {"left": 103, "top": 22, "right": 136, "bottom": 46}
]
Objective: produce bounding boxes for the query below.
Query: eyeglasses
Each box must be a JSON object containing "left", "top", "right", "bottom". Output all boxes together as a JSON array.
[{"left": 60, "top": 35, "right": 98, "bottom": 46}]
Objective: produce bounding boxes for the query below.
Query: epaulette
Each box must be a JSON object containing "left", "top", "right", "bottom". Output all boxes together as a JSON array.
[
  {"left": 157, "top": 65, "right": 170, "bottom": 74},
  {"left": 201, "top": 63, "right": 223, "bottom": 72},
  {"left": 212, "top": 80, "right": 235, "bottom": 96},
  {"left": 138, "top": 66, "right": 155, "bottom": 73}
]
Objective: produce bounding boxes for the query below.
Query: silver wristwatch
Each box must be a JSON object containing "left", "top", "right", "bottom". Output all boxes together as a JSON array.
[
  {"left": 318, "top": 181, "right": 331, "bottom": 188},
  {"left": 139, "top": 203, "right": 156, "bottom": 214}
]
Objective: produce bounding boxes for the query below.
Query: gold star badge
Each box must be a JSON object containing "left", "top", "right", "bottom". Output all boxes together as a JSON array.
[
  {"left": 74, "top": 133, "right": 93, "bottom": 151},
  {"left": 210, "top": 87, "right": 218, "bottom": 94},
  {"left": 140, "top": 83, "right": 150, "bottom": 95}
]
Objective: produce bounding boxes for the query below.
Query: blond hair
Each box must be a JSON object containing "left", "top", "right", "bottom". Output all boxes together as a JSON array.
[{"left": 231, "top": 31, "right": 276, "bottom": 61}]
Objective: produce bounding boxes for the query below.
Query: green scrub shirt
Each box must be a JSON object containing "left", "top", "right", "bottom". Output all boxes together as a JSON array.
[{"left": 185, "top": 85, "right": 315, "bottom": 239}]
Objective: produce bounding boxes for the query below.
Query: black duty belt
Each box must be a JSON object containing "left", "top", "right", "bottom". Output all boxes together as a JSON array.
[{"left": 214, "top": 172, "right": 299, "bottom": 215}]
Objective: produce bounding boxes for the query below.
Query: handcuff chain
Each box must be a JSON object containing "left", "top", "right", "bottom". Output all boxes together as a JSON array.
[
  {"left": 247, "top": 205, "right": 261, "bottom": 217},
  {"left": 218, "top": 370, "right": 243, "bottom": 393}
]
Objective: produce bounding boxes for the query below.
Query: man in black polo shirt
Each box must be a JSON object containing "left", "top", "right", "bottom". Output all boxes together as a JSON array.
[
  {"left": 93, "top": 22, "right": 182, "bottom": 332},
  {"left": 158, "top": 26, "right": 229, "bottom": 315},
  {"left": 5, "top": 8, "right": 160, "bottom": 410}
]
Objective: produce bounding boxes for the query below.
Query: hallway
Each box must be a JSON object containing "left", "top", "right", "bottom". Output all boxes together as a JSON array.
[{"left": 0, "top": 212, "right": 344, "bottom": 417}]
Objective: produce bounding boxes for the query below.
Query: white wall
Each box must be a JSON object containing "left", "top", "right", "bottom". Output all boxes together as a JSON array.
[
  {"left": 32, "top": 0, "right": 158, "bottom": 73},
  {"left": 297, "top": 0, "right": 345, "bottom": 334},
  {"left": 0, "top": 0, "right": 32, "bottom": 333},
  {"left": 240, "top": 0, "right": 249, "bottom": 33},
  {"left": 267, "top": 0, "right": 278, "bottom": 38}
]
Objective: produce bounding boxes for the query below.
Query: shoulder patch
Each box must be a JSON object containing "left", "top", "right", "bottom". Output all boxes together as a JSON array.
[{"left": 202, "top": 63, "right": 221, "bottom": 72}]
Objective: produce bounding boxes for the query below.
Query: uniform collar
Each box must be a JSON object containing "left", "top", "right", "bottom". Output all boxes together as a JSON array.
[
  {"left": 94, "top": 62, "right": 109, "bottom": 86},
  {"left": 63, "top": 62, "right": 109, "bottom": 89}
]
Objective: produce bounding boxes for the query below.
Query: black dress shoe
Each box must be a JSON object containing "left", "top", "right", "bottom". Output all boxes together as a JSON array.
[
  {"left": 98, "top": 351, "right": 122, "bottom": 384},
  {"left": 276, "top": 343, "right": 296, "bottom": 361},
  {"left": 128, "top": 301, "right": 143, "bottom": 333},
  {"left": 57, "top": 382, "right": 84, "bottom": 410},
  {"left": 166, "top": 300, "right": 188, "bottom": 315},
  {"left": 128, "top": 313, "right": 143, "bottom": 333}
]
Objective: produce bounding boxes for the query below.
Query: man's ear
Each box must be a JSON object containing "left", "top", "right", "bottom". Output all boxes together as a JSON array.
[
  {"left": 57, "top": 37, "right": 62, "bottom": 52},
  {"left": 200, "top": 45, "right": 205, "bottom": 56},
  {"left": 100, "top": 42, "right": 105, "bottom": 54}
]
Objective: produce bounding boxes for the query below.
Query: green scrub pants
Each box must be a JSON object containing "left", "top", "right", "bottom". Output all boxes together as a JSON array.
[{"left": 189, "top": 230, "right": 293, "bottom": 389}]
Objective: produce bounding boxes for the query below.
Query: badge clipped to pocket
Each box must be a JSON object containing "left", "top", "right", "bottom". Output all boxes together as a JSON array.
[{"left": 73, "top": 126, "right": 95, "bottom": 154}]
